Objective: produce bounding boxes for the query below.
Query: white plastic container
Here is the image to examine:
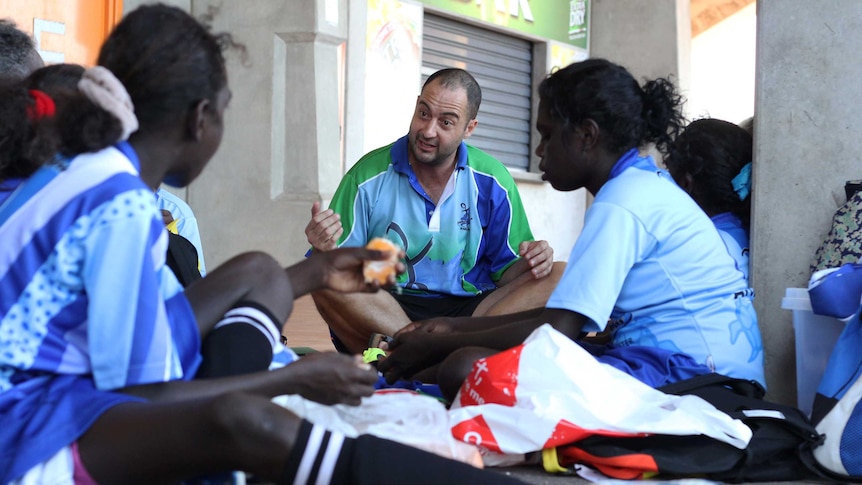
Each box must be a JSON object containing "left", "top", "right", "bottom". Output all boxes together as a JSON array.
[{"left": 781, "top": 287, "right": 847, "bottom": 417}]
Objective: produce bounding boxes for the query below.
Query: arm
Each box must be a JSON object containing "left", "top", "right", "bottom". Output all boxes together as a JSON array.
[
  {"left": 391, "top": 306, "right": 546, "bottom": 338},
  {"left": 378, "top": 307, "right": 588, "bottom": 383},
  {"left": 185, "top": 245, "right": 404, "bottom": 337},
  {"left": 286, "top": 245, "right": 404, "bottom": 298},
  {"left": 118, "top": 351, "right": 378, "bottom": 406}
]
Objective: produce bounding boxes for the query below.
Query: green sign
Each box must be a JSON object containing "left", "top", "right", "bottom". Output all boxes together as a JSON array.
[{"left": 420, "top": 0, "right": 589, "bottom": 49}]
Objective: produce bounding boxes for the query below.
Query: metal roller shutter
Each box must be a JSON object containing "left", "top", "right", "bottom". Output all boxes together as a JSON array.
[{"left": 422, "top": 13, "right": 533, "bottom": 171}]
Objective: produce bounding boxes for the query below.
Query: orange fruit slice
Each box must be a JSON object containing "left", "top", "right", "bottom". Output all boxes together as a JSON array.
[{"left": 364, "top": 238, "right": 400, "bottom": 284}]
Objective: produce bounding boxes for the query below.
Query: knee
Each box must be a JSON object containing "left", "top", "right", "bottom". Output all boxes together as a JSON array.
[
  {"left": 437, "top": 347, "right": 495, "bottom": 402},
  {"left": 231, "top": 252, "right": 284, "bottom": 285},
  {"left": 547, "top": 261, "right": 567, "bottom": 284},
  {"left": 227, "top": 251, "right": 294, "bottom": 311},
  {"left": 204, "top": 393, "right": 294, "bottom": 445}
]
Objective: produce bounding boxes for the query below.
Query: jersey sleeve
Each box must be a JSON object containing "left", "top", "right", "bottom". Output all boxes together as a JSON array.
[
  {"left": 82, "top": 188, "right": 187, "bottom": 390},
  {"left": 485, "top": 171, "right": 534, "bottom": 281},
  {"left": 546, "top": 201, "right": 655, "bottom": 331}
]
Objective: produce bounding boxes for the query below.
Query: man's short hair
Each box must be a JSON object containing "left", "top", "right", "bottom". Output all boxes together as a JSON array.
[
  {"left": 422, "top": 68, "right": 482, "bottom": 121},
  {"left": 0, "top": 19, "right": 38, "bottom": 80}
]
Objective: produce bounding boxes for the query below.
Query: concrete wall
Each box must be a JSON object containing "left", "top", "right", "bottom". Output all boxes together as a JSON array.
[
  {"left": 754, "top": 0, "right": 862, "bottom": 406},
  {"left": 590, "top": 0, "right": 690, "bottom": 97}
]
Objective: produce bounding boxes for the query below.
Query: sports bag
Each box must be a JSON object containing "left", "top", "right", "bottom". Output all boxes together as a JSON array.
[
  {"left": 549, "top": 373, "right": 828, "bottom": 482},
  {"left": 810, "top": 306, "right": 862, "bottom": 479}
]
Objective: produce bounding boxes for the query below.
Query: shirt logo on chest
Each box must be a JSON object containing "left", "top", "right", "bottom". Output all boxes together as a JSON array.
[{"left": 458, "top": 203, "right": 471, "bottom": 231}]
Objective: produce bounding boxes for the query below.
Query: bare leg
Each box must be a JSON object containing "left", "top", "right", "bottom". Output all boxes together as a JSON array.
[
  {"left": 312, "top": 289, "right": 411, "bottom": 354},
  {"left": 78, "top": 392, "right": 526, "bottom": 485},
  {"left": 473, "top": 261, "right": 566, "bottom": 317},
  {"left": 78, "top": 393, "right": 301, "bottom": 484},
  {"left": 437, "top": 347, "right": 499, "bottom": 403},
  {"left": 184, "top": 252, "right": 296, "bottom": 336}
]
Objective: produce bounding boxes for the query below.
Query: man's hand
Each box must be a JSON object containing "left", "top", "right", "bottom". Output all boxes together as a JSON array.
[
  {"left": 305, "top": 201, "right": 343, "bottom": 252},
  {"left": 280, "top": 352, "right": 378, "bottom": 406},
  {"left": 519, "top": 240, "right": 554, "bottom": 279}
]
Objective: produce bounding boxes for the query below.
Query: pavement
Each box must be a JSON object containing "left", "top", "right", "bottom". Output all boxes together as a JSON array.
[{"left": 498, "top": 466, "right": 830, "bottom": 484}]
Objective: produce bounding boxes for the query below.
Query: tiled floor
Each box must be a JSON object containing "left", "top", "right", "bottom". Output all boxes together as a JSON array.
[{"left": 282, "top": 294, "right": 335, "bottom": 352}]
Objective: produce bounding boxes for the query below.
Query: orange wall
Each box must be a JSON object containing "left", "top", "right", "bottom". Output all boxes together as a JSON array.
[{"left": 0, "top": 0, "right": 122, "bottom": 66}]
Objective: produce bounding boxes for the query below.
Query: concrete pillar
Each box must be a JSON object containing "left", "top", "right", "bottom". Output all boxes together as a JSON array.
[
  {"left": 121, "top": 1, "right": 345, "bottom": 267},
  {"left": 186, "top": 0, "right": 346, "bottom": 267},
  {"left": 590, "top": 0, "right": 691, "bottom": 98},
  {"left": 754, "top": 0, "right": 862, "bottom": 406}
]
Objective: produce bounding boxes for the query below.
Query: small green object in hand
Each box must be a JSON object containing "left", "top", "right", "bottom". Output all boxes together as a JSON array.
[{"left": 362, "top": 347, "right": 387, "bottom": 364}]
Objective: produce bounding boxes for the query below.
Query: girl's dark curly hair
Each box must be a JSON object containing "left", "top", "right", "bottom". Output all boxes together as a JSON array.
[
  {"left": 97, "top": 3, "right": 243, "bottom": 133},
  {"left": 0, "top": 66, "right": 125, "bottom": 181},
  {"left": 537, "top": 58, "right": 686, "bottom": 157},
  {"left": 664, "top": 118, "right": 753, "bottom": 227}
]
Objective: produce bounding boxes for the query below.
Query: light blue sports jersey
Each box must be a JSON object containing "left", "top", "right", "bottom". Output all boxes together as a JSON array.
[
  {"left": 0, "top": 143, "right": 201, "bottom": 482},
  {"left": 712, "top": 211, "right": 750, "bottom": 284},
  {"left": 331, "top": 135, "right": 534, "bottom": 297},
  {"left": 157, "top": 188, "right": 206, "bottom": 275},
  {"left": 546, "top": 149, "right": 764, "bottom": 387}
]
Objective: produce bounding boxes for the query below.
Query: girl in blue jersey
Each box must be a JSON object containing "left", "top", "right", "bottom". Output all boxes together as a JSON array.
[
  {"left": 664, "top": 118, "right": 754, "bottom": 283},
  {"left": 379, "top": 59, "right": 765, "bottom": 402},
  {"left": 0, "top": 5, "right": 522, "bottom": 485}
]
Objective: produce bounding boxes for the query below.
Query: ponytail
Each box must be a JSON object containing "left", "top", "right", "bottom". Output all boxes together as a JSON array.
[
  {"left": 0, "top": 85, "right": 58, "bottom": 180},
  {"left": 0, "top": 65, "right": 135, "bottom": 181},
  {"left": 641, "top": 77, "right": 685, "bottom": 156},
  {"left": 54, "top": 95, "right": 124, "bottom": 157},
  {"left": 538, "top": 58, "right": 686, "bottom": 157}
]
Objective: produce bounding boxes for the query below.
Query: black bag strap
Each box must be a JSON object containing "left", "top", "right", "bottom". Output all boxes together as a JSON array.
[{"left": 658, "top": 373, "right": 765, "bottom": 399}]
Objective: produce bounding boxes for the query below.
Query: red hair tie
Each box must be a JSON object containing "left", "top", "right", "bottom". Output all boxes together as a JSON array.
[{"left": 27, "top": 89, "right": 56, "bottom": 120}]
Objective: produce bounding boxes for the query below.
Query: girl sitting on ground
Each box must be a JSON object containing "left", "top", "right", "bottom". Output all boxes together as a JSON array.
[
  {"left": 664, "top": 118, "right": 754, "bottom": 282},
  {"left": 0, "top": 4, "right": 521, "bottom": 484}
]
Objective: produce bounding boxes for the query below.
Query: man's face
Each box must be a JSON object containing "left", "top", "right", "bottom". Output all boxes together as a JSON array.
[{"left": 407, "top": 79, "right": 477, "bottom": 168}]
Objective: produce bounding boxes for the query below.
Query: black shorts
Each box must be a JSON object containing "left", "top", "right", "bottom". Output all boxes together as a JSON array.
[{"left": 392, "top": 290, "right": 494, "bottom": 322}]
